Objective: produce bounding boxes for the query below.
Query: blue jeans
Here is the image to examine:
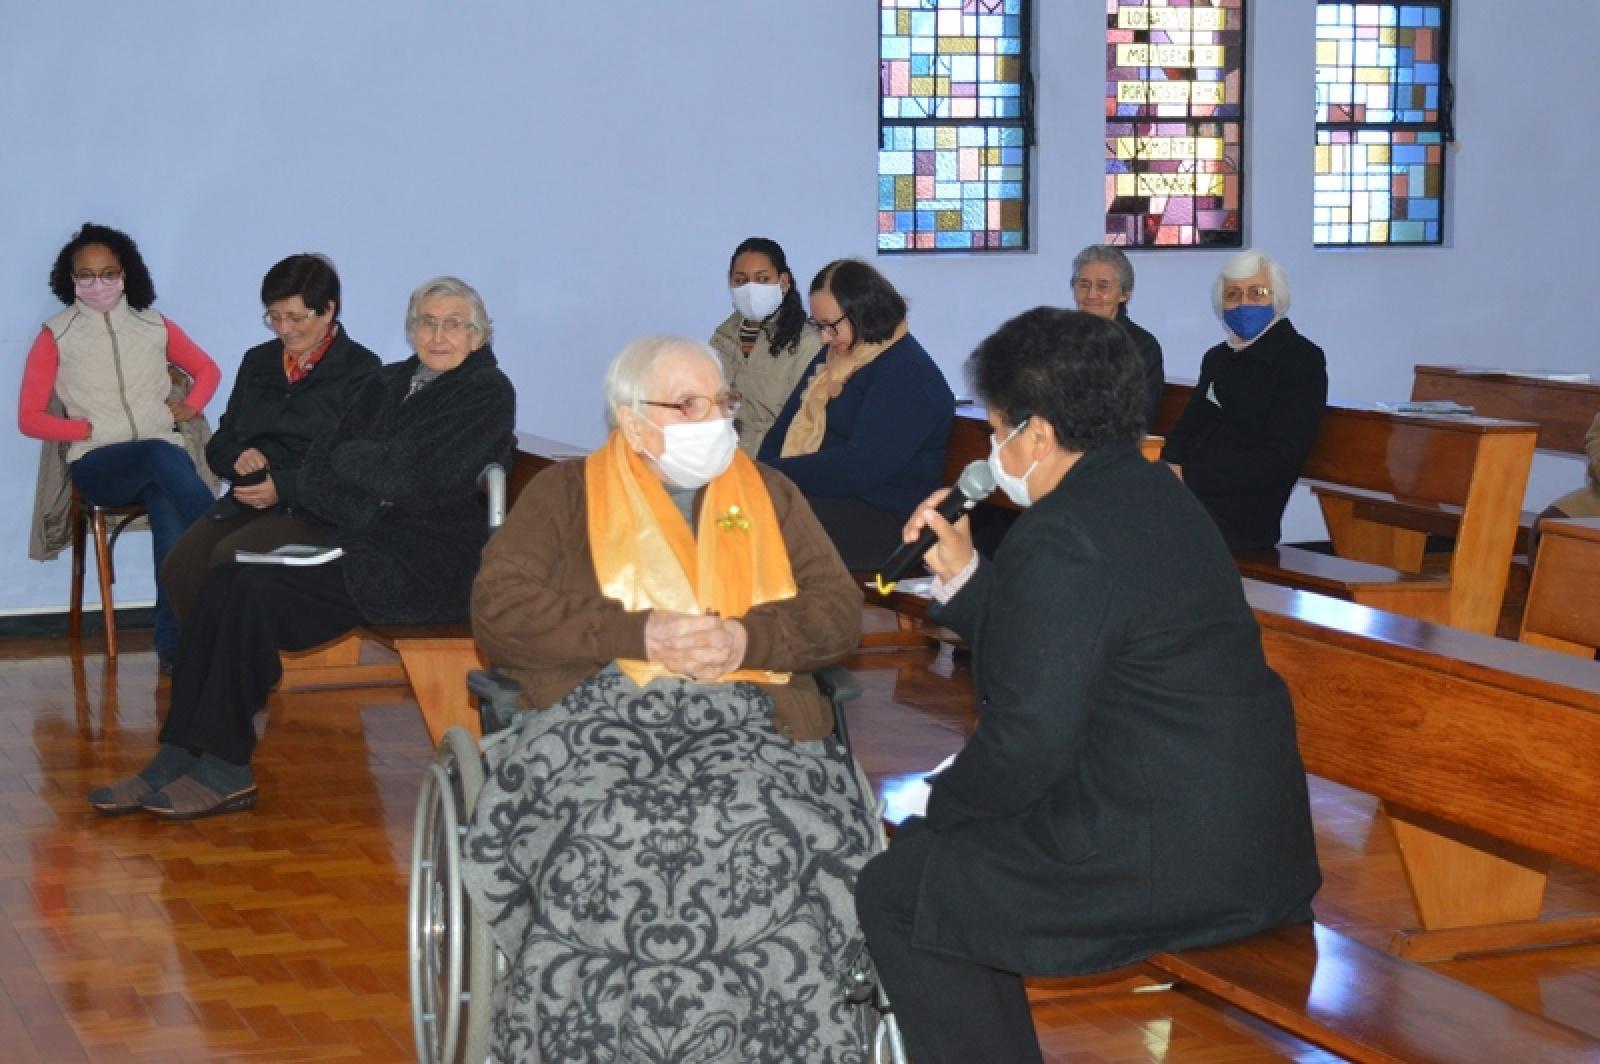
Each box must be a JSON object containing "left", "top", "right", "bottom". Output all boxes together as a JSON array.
[{"left": 70, "top": 440, "right": 215, "bottom": 654}]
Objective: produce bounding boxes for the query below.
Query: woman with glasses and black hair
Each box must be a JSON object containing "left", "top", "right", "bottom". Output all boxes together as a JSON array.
[
  {"left": 18, "top": 222, "right": 221, "bottom": 668},
  {"left": 161, "top": 253, "right": 380, "bottom": 624},
  {"left": 708, "top": 236, "right": 823, "bottom": 455},
  {"left": 758, "top": 258, "right": 954, "bottom": 570}
]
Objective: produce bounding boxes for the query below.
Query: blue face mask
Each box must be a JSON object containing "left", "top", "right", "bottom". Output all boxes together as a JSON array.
[{"left": 1223, "top": 304, "right": 1275, "bottom": 342}]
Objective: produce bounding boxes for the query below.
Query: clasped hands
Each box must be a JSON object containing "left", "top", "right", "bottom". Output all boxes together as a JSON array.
[
  {"left": 231, "top": 448, "right": 279, "bottom": 509},
  {"left": 645, "top": 610, "right": 748, "bottom": 682}
]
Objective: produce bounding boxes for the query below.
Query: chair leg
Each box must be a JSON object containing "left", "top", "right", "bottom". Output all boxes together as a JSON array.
[
  {"left": 68, "top": 499, "right": 88, "bottom": 642},
  {"left": 92, "top": 511, "right": 118, "bottom": 658}
]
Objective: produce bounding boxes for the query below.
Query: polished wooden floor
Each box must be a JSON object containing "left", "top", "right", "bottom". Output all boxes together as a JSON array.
[{"left": 4, "top": 619, "right": 1599, "bottom": 1062}]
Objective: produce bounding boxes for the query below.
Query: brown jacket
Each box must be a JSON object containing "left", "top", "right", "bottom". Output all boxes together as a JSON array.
[{"left": 471, "top": 458, "right": 862, "bottom": 740}]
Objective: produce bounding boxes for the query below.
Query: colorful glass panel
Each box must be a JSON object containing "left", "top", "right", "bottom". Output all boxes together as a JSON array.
[
  {"left": 879, "top": 0, "right": 1031, "bottom": 252},
  {"left": 1314, "top": 2, "right": 1450, "bottom": 246},
  {"left": 1104, "top": 0, "right": 1246, "bottom": 248}
]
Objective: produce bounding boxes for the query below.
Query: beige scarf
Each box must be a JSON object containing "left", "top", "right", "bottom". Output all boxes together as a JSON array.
[{"left": 779, "top": 321, "right": 908, "bottom": 457}]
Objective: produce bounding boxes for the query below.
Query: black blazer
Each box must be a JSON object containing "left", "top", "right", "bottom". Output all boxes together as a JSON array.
[
  {"left": 297, "top": 346, "right": 516, "bottom": 625},
  {"left": 1160, "top": 319, "right": 1328, "bottom": 550},
  {"left": 916, "top": 443, "right": 1320, "bottom": 975},
  {"left": 205, "top": 327, "right": 380, "bottom": 508}
]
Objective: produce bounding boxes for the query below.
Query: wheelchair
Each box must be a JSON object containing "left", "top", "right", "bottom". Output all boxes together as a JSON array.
[{"left": 408, "top": 663, "right": 907, "bottom": 1064}]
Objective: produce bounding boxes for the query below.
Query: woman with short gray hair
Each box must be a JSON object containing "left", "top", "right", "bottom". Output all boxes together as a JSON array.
[
  {"left": 1070, "top": 244, "right": 1165, "bottom": 424},
  {"left": 1161, "top": 250, "right": 1328, "bottom": 551}
]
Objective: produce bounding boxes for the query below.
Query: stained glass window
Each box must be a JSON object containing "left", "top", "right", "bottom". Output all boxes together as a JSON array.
[
  {"left": 878, "top": 0, "right": 1033, "bottom": 253},
  {"left": 1315, "top": 2, "right": 1452, "bottom": 246},
  {"left": 1104, "top": 0, "right": 1246, "bottom": 249}
]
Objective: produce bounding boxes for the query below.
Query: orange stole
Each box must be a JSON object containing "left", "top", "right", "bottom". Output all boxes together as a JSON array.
[{"left": 585, "top": 431, "right": 795, "bottom": 686}]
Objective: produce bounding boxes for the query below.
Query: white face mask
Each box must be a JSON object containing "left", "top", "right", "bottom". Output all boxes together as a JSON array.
[
  {"left": 730, "top": 282, "right": 784, "bottom": 323},
  {"left": 649, "top": 417, "right": 739, "bottom": 490},
  {"left": 988, "top": 420, "right": 1039, "bottom": 508}
]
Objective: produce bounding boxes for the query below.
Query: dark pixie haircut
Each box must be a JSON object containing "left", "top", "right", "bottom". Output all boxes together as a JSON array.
[
  {"left": 730, "top": 236, "right": 805, "bottom": 357},
  {"left": 809, "top": 258, "right": 907, "bottom": 345},
  {"left": 49, "top": 222, "right": 157, "bottom": 310},
  {"left": 967, "top": 307, "right": 1147, "bottom": 450},
  {"left": 261, "top": 253, "right": 341, "bottom": 319}
]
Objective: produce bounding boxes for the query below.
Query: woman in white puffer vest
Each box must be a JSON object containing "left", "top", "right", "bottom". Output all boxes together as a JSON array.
[{"left": 18, "top": 222, "right": 221, "bottom": 668}]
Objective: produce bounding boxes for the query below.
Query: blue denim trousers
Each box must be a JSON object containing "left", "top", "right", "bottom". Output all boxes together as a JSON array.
[{"left": 70, "top": 439, "right": 215, "bottom": 654}]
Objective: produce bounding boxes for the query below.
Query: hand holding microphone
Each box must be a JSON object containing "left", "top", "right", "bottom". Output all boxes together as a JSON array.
[{"left": 875, "top": 460, "right": 996, "bottom": 591}]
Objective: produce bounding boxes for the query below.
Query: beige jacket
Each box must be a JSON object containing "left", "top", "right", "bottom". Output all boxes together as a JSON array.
[
  {"left": 708, "top": 313, "right": 823, "bottom": 456},
  {"left": 28, "top": 373, "right": 218, "bottom": 562},
  {"left": 1552, "top": 413, "right": 1600, "bottom": 518}
]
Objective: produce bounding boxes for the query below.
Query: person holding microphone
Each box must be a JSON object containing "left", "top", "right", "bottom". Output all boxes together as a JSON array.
[{"left": 853, "top": 307, "right": 1321, "bottom": 1062}]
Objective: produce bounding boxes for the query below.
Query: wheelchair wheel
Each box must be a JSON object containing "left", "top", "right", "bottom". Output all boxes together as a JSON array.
[{"left": 410, "top": 727, "right": 497, "bottom": 1063}]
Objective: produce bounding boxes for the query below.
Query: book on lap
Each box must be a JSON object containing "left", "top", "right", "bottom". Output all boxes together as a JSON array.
[{"left": 234, "top": 544, "right": 344, "bottom": 566}]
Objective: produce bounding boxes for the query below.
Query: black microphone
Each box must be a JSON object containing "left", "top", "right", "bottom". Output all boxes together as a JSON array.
[{"left": 874, "top": 459, "right": 997, "bottom": 590}]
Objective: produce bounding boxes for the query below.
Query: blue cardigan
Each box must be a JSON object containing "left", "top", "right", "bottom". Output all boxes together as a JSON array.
[{"left": 758, "top": 332, "right": 954, "bottom": 517}]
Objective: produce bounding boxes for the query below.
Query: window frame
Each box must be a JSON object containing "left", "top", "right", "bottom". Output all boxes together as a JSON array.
[
  {"left": 877, "top": 0, "right": 1036, "bottom": 255},
  {"left": 1313, "top": 0, "right": 1455, "bottom": 248},
  {"left": 1102, "top": 0, "right": 1249, "bottom": 250}
]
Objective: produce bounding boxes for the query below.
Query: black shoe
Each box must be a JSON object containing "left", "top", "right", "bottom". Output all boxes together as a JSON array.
[{"left": 157, "top": 649, "right": 176, "bottom": 675}]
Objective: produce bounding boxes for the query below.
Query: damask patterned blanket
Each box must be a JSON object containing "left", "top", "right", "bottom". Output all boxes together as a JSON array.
[{"left": 462, "top": 666, "right": 878, "bottom": 1063}]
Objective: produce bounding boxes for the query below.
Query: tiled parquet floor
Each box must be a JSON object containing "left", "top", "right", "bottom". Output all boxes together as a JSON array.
[{"left": 2, "top": 623, "right": 1598, "bottom": 1061}]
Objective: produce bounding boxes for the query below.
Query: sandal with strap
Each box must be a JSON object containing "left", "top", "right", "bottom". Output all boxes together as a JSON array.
[
  {"left": 88, "top": 775, "right": 159, "bottom": 815},
  {"left": 140, "top": 774, "right": 258, "bottom": 821}
]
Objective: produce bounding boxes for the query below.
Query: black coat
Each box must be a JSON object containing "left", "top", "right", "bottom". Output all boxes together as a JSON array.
[
  {"left": 1117, "top": 307, "right": 1165, "bottom": 430},
  {"left": 205, "top": 327, "right": 381, "bottom": 508},
  {"left": 1160, "top": 319, "right": 1327, "bottom": 551},
  {"left": 917, "top": 443, "right": 1320, "bottom": 975},
  {"left": 296, "top": 346, "right": 516, "bottom": 625}
]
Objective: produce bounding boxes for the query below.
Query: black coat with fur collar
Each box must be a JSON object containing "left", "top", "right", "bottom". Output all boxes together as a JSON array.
[{"left": 297, "top": 345, "right": 516, "bottom": 624}]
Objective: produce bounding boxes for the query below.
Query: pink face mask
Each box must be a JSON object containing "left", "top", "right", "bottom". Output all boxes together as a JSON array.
[{"left": 75, "top": 277, "right": 124, "bottom": 313}]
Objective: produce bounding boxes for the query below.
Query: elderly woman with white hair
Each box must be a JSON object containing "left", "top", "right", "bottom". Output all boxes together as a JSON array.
[
  {"left": 463, "top": 335, "right": 873, "bottom": 1062},
  {"left": 1161, "top": 250, "right": 1328, "bottom": 551},
  {"left": 89, "top": 276, "right": 515, "bottom": 819},
  {"left": 1071, "top": 244, "right": 1165, "bottom": 424}
]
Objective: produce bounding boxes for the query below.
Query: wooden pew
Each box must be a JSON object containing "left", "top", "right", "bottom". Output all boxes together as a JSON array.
[
  {"left": 1411, "top": 365, "right": 1597, "bottom": 456},
  {"left": 1520, "top": 516, "right": 1600, "bottom": 658},
  {"left": 1158, "top": 381, "right": 1538, "bottom": 635},
  {"left": 1347, "top": 365, "right": 1600, "bottom": 560},
  {"left": 279, "top": 431, "right": 581, "bottom": 744},
  {"left": 1248, "top": 580, "right": 1600, "bottom": 961},
  {"left": 875, "top": 581, "right": 1600, "bottom": 1058}
]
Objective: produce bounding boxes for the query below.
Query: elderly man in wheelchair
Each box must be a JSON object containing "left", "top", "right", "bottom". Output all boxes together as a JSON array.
[{"left": 415, "top": 336, "right": 901, "bottom": 1063}]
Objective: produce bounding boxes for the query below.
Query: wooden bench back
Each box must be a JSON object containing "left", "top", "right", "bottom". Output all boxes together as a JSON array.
[
  {"left": 1247, "top": 579, "right": 1600, "bottom": 872},
  {"left": 1412, "top": 365, "right": 1599, "bottom": 457}
]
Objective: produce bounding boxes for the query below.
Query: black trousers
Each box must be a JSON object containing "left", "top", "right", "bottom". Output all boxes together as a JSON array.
[
  {"left": 162, "top": 502, "right": 334, "bottom": 624},
  {"left": 805, "top": 495, "right": 909, "bottom": 572},
  {"left": 159, "top": 561, "right": 363, "bottom": 765},
  {"left": 855, "top": 821, "right": 1043, "bottom": 1064}
]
